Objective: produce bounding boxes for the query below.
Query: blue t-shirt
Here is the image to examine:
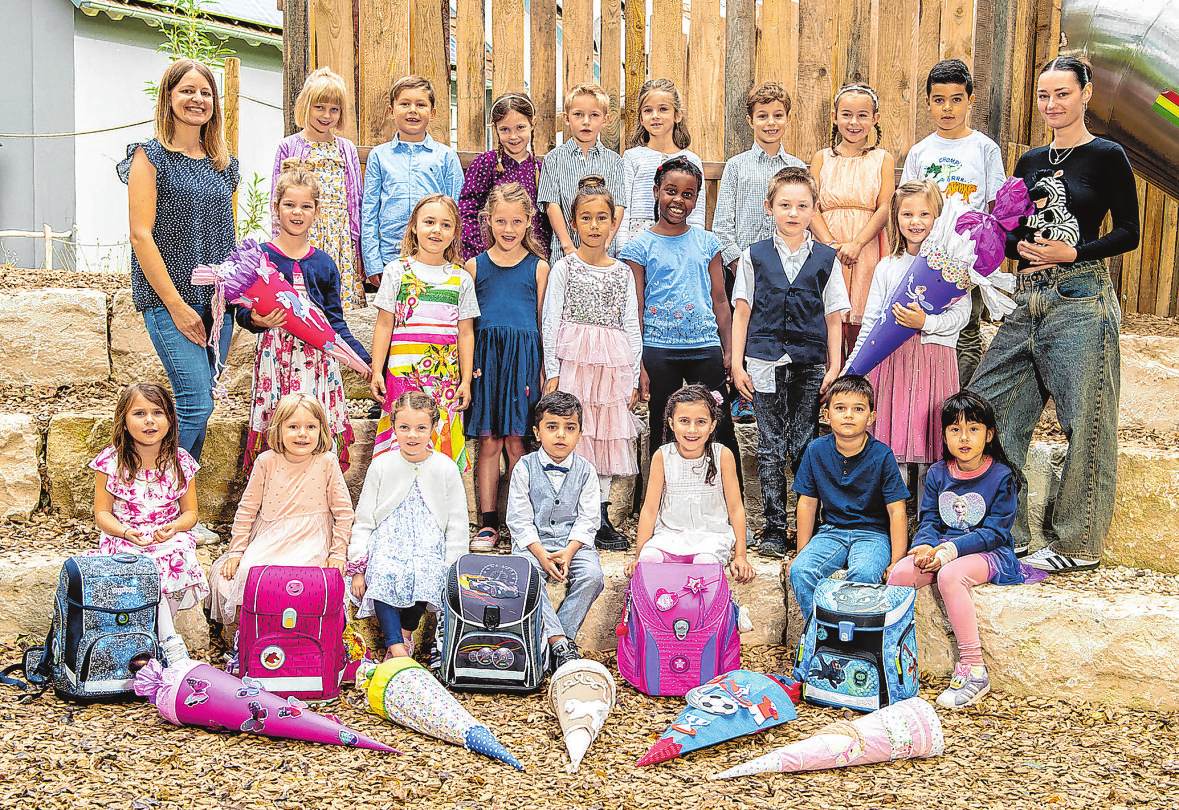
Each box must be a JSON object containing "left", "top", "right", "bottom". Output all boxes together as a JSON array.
[
  {"left": 793, "top": 434, "right": 910, "bottom": 534},
  {"left": 619, "top": 226, "right": 723, "bottom": 349}
]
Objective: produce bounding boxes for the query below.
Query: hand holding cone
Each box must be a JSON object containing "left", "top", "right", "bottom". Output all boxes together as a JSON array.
[{"left": 548, "top": 659, "right": 616, "bottom": 773}]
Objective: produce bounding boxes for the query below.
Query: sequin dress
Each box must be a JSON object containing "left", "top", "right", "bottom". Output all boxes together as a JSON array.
[{"left": 306, "top": 140, "right": 367, "bottom": 310}]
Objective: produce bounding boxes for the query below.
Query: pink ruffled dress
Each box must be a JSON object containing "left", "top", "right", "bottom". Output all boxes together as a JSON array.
[
  {"left": 85, "top": 446, "right": 209, "bottom": 609},
  {"left": 818, "top": 148, "right": 888, "bottom": 324}
]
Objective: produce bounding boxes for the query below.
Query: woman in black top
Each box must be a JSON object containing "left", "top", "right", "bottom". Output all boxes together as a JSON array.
[{"left": 969, "top": 56, "right": 1139, "bottom": 573}]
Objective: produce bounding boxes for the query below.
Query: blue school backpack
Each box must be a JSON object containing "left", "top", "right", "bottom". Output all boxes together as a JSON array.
[
  {"left": 793, "top": 579, "right": 919, "bottom": 712},
  {"left": 1, "top": 554, "right": 161, "bottom": 701}
]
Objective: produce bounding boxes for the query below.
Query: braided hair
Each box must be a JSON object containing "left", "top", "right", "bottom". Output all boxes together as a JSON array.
[
  {"left": 662, "top": 384, "right": 722, "bottom": 485},
  {"left": 830, "top": 84, "right": 882, "bottom": 155},
  {"left": 490, "top": 92, "right": 537, "bottom": 173},
  {"left": 651, "top": 155, "right": 703, "bottom": 222}
]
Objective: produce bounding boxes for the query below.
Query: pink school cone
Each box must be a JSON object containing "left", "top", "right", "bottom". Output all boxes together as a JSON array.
[
  {"left": 133, "top": 659, "right": 397, "bottom": 753},
  {"left": 709, "top": 697, "right": 943, "bottom": 780}
]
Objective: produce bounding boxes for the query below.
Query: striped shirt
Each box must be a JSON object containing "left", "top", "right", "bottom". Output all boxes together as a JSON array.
[
  {"left": 537, "top": 137, "right": 628, "bottom": 259},
  {"left": 713, "top": 142, "right": 807, "bottom": 266}
]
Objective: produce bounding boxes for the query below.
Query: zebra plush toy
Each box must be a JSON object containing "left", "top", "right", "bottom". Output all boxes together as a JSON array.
[{"left": 1014, "top": 169, "right": 1081, "bottom": 268}]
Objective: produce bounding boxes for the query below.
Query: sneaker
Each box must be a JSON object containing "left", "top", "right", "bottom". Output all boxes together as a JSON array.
[
  {"left": 366, "top": 402, "right": 382, "bottom": 419},
  {"left": 192, "top": 522, "right": 219, "bottom": 546},
  {"left": 758, "top": 533, "right": 786, "bottom": 559},
  {"left": 731, "top": 397, "right": 755, "bottom": 423},
  {"left": 159, "top": 634, "right": 190, "bottom": 667},
  {"left": 470, "top": 527, "right": 498, "bottom": 553},
  {"left": 936, "top": 662, "right": 991, "bottom": 708},
  {"left": 745, "top": 525, "right": 759, "bottom": 550},
  {"left": 1024, "top": 546, "right": 1099, "bottom": 573},
  {"left": 1014, "top": 543, "right": 1030, "bottom": 558},
  {"left": 549, "top": 638, "right": 581, "bottom": 670}
]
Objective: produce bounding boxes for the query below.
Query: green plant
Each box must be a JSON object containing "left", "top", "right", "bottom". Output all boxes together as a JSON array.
[
  {"left": 236, "top": 173, "right": 270, "bottom": 242},
  {"left": 144, "top": 0, "right": 236, "bottom": 97}
]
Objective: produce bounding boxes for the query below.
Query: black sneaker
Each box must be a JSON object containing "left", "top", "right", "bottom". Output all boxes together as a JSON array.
[
  {"left": 758, "top": 528, "right": 787, "bottom": 559},
  {"left": 550, "top": 638, "right": 581, "bottom": 670},
  {"left": 366, "top": 402, "right": 382, "bottom": 419}
]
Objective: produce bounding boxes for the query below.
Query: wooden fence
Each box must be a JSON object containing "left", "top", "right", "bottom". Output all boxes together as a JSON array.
[{"left": 288, "top": 0, "right": 1178, "bottom": 317}]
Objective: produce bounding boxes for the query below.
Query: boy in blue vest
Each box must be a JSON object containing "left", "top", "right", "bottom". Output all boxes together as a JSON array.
[
  {"left": 730, "top": 166, "right": 850, "bottom": 559},
  {"left": 507, "top": 391, "right": 605, "bottom": 669}
]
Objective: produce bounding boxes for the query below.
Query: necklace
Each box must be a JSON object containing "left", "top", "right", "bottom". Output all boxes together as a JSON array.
[{"left": 1047, "top": 134, "right": 1091, "bottom": 166}]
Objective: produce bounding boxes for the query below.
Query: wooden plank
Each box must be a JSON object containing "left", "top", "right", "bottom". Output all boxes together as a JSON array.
[
  {"left": 912, "top": 0, "right": 942, "bottom": 151},
  {"left": 224, "top": 57, "right": 240, "bottom": 225},
  {"left": 796, "top": 0, "right": 838, "bottom": 162},
  {"left": 724, "top": 0, "right": 756, "bottom": 158},
  {"left": 1136, "top": 184, "right": 1165, "bottom": 314},
  {"left": 1006, "top": 0, "right": 1038, "bottom": 148},
  {"left": 624, "top": 0, "right": 647, "bottom": 140},
  {"left": 1028, "top": 0, "right": 1061, "bottom": 147},
  {"left": 283, "top": 0, "right": 312, "bottom": 136},
  {"left": 411, "top": 0, "right": 450, "bottom": 144},
  {"left": 650, "top": 0, "right": 686, "bottom": 94},
  {"left": 359, "top": 149, "right": 728, "bottom": 181},
  {"left": 687, "top": 0, "right": 726, "bottom": 161},
  {"left": 756, "top": 0, "right": 801, "bottom": 157},
  {"left": 1156, "top": 194, "right": 1179, "bottom": 317},
  {"left": 309, "top": 0, "right": 359, "bottom": 144},
  {"left": 358, "top": 0, "right": 410, "bottom": 146},
  {"left": 491, "top": 0, "right": 524, "bottom": 104},
  {"left": 875, "top": 0, "right": 917, "bottom": 161},
  {"left": 836, "top": 0, "right": 873, "bottom": 86},
  {"left": 940, "top": 0, "right": 975, "bottom": 68},
  {"left": 532, "top": 0, "right": 558, "bottom": 155},
  {"left": 601, "top": 0, "right": 623, "bottom": 151},
  {"left": 455, "top": 0, "right": 485, "bottom": 152},
  {"left": 562, "top": 0, "right": 595, "bottom": 101},
  {"left": 1120, "top": 174, "right": 1148, "bottom": 314}
]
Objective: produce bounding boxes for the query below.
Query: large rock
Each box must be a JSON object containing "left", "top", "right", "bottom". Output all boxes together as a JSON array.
[
  {"left": 46, "top": 412, "right": 246, "bottom": 523},
  {"left": 0, "top": 414, "right": 43, "bottom": 519},
  {"left": 1119, "top": 335, "right": 1179, "bottom": 432},
  {"left": 338, "top": 302, "right": 377, "bottom": 400},
  {"left": 0, "top": 289, "right": 110, "bottom": 386}
]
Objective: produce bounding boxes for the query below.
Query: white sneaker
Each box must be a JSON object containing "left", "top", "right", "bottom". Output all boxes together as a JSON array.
[
  {"left": 159, "top": 634, "right": 190, "bottom": 667},
  {"left": 192, "top": 522, "right": 219, "bottom": 546},
  {"left": 1024, "top": 546, "right": 1098, "bottom": 573}
]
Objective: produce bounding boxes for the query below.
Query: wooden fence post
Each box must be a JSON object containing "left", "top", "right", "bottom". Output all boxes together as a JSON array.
[
  {"left": 456, "top": 0, "right": 486, "bottom": 152},
  {"left": 623, "top": 0, "right": 646, "bottom": 139},
  {"left": 724, "top": 0, "right": 755, "bottom": 159},
  {"left": 283, "top": 0, "right": 312, "bottom": 136},
  {"left": 532, "top": 0, "right": 558, "bottom": 154},
  {"left": 602, "top": 0, "right": 623, "bottom": 152},
  {"left": 224, "top": 57, "right": 240, "bottom": 229},
  {"left": 43, "top": 225, "right": 53, "bottom": 275}
]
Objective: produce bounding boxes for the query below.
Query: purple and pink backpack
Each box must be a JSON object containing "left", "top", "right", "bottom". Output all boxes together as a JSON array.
[
  {"left": 238, "top": 565, "right": 346, "bottom": 703},
  {"left": 616, "top": 562, "right": 741, "bottom": 695}
]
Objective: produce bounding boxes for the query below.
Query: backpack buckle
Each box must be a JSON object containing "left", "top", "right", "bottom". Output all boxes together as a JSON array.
[
  {"left": 483, "top": 605, "right": 501, "bottom": 630},
  {"left": 838, "top": 620, "right": 855, "bottom": 642}
]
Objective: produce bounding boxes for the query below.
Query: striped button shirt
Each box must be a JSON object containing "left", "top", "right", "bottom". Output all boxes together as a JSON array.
[
  {"left": 537, "top": 137, "right": 628, "bottom": 260},
  {"left": 713, "top": 142, "right": 807, "bottom": 266}
]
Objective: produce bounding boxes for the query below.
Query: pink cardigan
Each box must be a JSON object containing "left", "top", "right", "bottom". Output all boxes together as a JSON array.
[{"left": 270, "top": 133, "right": 363, "bottom": 252}]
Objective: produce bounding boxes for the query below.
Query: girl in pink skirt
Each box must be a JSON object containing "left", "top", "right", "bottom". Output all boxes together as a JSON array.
[
  {"left": 845, "top": 179, "right": 970, "bottom": 496},
  {"left": 541, "top": 176, "right": 642, "bottom": 551}
]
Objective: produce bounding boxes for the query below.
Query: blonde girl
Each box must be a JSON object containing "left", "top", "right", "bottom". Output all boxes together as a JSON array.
[
  {"left": 236, "top": 164, "right": 372, "bottom": 474},
  {"left": 370, "top": 194, "right": 479, "bottom": 469},
  {"left": 272, "top": 67, "right": 366, "bottom": 310},
  {"left": 466, "top": 184, "right": 551, "bottom": 550},
  {"left": 621, "top": 78, "right": 706, "bottom": 241},
  {"left": 208, "top": 394, "right": 354, "bottom": 625},
  {"left": 809, "top": 84, "right": 896, "bottom": 357},
  {"left": 458, "top": 92, "right": 552, "bottom": 260}
]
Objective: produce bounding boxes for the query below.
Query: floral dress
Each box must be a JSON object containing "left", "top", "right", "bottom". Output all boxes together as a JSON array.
[
  {"left": 244, "top": 258, "right": 354, "bottom": 472},
  {"left": 85, "top": 446, "right": 209, "bottom": 609},
  {"left": 307, "top": 140, "right": 367, "bottom": 311},
  {"left": 356, "top": 481, "right": 446, "bottom": 618}
]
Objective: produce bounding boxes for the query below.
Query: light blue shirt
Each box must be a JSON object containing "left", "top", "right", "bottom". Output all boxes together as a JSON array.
[{"left": 360, "top": 133, "right": 464, "bottom": 277}]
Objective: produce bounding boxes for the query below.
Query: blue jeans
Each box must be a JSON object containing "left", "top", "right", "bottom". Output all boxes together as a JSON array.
[
  {"left": 142, "top": 307, "right": 233, "bottom": 461},
  {"left": 517, "top": 543, "right": 604, "bottom": 644},
  {"left": 968, "top": 260, "right": 1119, "bottom": 559},
  {"left": 788, "top": 526, "right": 892, "bottom": 622},
  {"left": 752, "top": 363, "right": 825, "bottom": 533}
]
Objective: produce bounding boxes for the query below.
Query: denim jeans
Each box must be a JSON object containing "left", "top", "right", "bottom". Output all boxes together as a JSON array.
[
  {"left": 788, "top": 526, "right": 892, "bottom": 622},
  {"left": 518, "top": 543, "right": 604, "bottom": 643},
  {"left": 956, "top": 287, "right": 985, "bottom": 388},
  {"left": 142, "top": 306, "right": 234, "bottom": 461},
  {"left": 968, "top": 259, "right": 1119, "bottom": 559},
  {"left": 752, "top": 363, "right": 824, "bottom": 534}
]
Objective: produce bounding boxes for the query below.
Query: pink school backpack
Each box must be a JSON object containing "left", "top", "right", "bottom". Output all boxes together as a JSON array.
[
  {"left": 238, "top": 565, "right": 346, "bottom": 703},
  {"left": 615, "top": 562, "right": 741, "bottom": 695}
]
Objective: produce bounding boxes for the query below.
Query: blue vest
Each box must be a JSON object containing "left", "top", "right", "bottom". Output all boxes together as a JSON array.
[
  {"left": 524, "top": 451, "right": 595, "bottom": 549},
  {"left": 746, "top": 238, "right": 836, "bottom": 365}
]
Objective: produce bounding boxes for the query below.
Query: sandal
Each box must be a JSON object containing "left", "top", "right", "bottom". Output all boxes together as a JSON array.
[{"left": 470, "top": 527, "right": 498, "bottom": 553}]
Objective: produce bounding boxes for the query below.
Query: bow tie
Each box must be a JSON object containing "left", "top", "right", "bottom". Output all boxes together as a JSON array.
[{"left": 543, "top": 463, "right": 569, "bottom": 474}]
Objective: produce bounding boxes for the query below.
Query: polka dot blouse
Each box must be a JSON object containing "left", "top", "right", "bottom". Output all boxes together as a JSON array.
[{"left": 117, "top": 139, "right": 240, "bottom": 312}]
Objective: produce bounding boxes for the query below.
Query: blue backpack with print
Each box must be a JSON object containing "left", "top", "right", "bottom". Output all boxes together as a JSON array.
[{"left": 793, "top": 579, "right": 919, "bottom": 712}]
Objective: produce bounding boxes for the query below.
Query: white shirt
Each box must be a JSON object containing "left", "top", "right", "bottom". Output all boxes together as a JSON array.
[
  {"left": 373, "top": 257, "right": 481, "bottom": 320},
  {"left": 732, "top": 231, "right": 851, "bottom": 393},
  {"left": 900, "top": 130, "right": 1006, "bottom": 212},
  {"left": 507, "top": 449, "right": 602, "bottom": 553},
  {"left": 845, "top": 252, "right": 973, "bottom": 368}
]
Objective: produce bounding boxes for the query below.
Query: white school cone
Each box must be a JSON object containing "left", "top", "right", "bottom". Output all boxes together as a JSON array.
[{"left": 548, "top": 660, "right": 616, "bottom": 773}]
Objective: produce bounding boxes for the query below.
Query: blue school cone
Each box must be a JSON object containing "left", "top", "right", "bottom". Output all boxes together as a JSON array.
[{"left": 464, "top": 725, "right": 524, "bottom": 771}]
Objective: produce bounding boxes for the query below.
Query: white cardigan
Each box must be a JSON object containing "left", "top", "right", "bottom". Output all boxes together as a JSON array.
[
  {"left": 348, "top": 450, "right": 470, "bottom": 567},
  {"left": 846, "top": 252, "right": 972, "bottom": 367}
]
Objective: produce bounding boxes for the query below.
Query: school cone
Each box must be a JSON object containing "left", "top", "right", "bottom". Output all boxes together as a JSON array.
[
  {"left": 132, "top": 658, "right": 397, "bottom": 752},
  {"left": 359, "top": 658, "right": 524, "bottom": 771},
  {"left": 709, "top": 697, "right": 943, "bottom": 780},
  {"left": 547, "top": 660, "right": 616, "bottom": 773}
]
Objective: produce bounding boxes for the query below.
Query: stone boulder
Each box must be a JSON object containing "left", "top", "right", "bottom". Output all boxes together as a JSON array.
[
  {"left": 338, "top": 302, "right": 377, "bottom": 400},
  {"left": 46, "top": 412, "right": 246, "bottom": 523},
  {"left": 0, "top": 414, "right": 43, "bottom": 519},
  {"left": 1119, "top": 335, "right": 1179, "bottom": 432},
  {"left": 0, "top": 289, "right": 110, "bottom": 386}
]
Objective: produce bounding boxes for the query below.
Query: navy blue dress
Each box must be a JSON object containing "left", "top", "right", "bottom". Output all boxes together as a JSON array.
[{"left": 467, "top": 252, "right": 542, "bottom": 437}]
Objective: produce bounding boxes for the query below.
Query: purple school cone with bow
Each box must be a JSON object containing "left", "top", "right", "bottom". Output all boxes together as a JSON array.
[
  {"left": 846, "top": 178, "right": 1032, "bottom": 377},
  {"left": 710, "top": 696, "right": 943, "bottom": 779},
  {"left": 132, "top": 659, "right": 397, "bottom": 752},
  {"left": 360, "top": 658, "right": 524, "bottom": 770}
]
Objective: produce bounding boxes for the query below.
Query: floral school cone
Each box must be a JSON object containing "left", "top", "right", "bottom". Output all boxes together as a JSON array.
[
  {"left": 132, "top": 658, "right": 396, "bottom": 752},
  {"left": 710, "top": 696, "right": 943, "bottom": 779},
  {"left": 636, "top": 670, "right": 797, "bottom": 767},
  {"left": 359, "top": 657, "right": 524, "bottom": 770},
  {"left": 548, "top": 659, "right": 616, "bottom": 773}
]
